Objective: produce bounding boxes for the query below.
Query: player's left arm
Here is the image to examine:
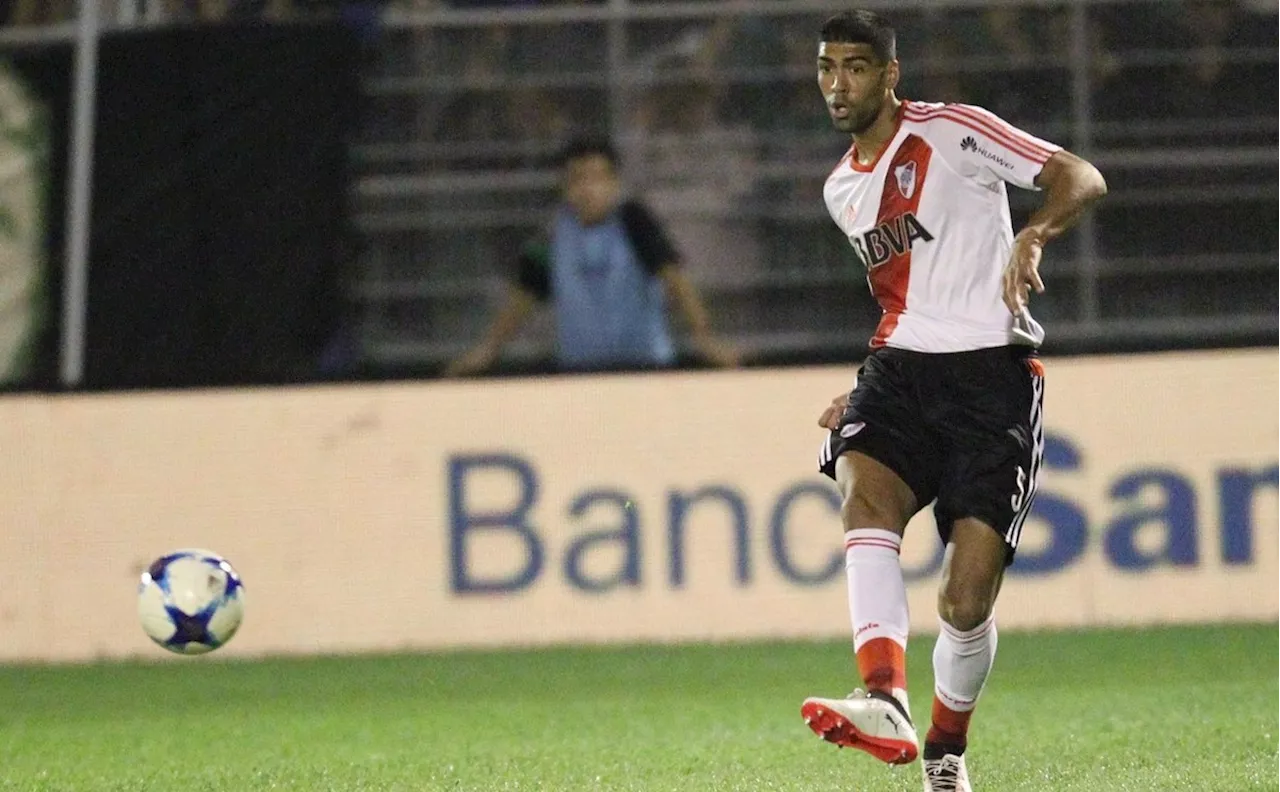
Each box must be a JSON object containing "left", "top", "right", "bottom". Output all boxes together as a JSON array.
[
  {"left": 620, "top": 199, "right": 739, "bottom": 368},
  {"left": 658, "top": 266, "right": 740, "bottom": 369},
  {"left": 1004, "top": 151, "right": 1108, "bottom": 315}
]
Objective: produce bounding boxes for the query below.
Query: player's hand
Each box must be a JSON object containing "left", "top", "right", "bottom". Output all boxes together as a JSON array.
[
  {"left": 1002, "top": 229, "right": 1046, "bottom": 315},
  {"left": 819, "top": 391, "right": 850, "bottom": 431},
  {"left": 443, "top": 344, "right": 497, "bottom": 378}
]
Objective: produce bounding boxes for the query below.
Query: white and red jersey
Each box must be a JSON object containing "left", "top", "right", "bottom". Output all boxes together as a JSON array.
[{"left": 824, "top": 100, "right": 1062, "bottom": 352}]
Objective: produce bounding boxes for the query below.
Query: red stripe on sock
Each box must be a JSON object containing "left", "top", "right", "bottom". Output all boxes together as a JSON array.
[
  {"left": 844, "top": 538, "right": 902, "bottom": 553},
  {"left": 928, "top": 696, "right": 974, "bottom": 747},
  {"left": 855, "top": 636, "right": 907, "bottom": 695},
  {"left": 940, "top": 618, "right": 993, "bottom": 643}
]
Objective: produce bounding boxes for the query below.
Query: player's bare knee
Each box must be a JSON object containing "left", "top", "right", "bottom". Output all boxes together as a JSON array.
[
  {"left": 840, "top": 486, "right": 908, "bottom": 532},
  {"left": 937, "top": 586, "right": 995, "bottom": 632}
]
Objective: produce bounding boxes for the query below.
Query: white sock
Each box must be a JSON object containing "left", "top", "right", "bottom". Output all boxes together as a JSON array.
[
  {"left": 845, "top": 529, "right": 910, "bottom": 704},
  {"left": 932, "top": 616, "right": 998, "bottom": 712}
]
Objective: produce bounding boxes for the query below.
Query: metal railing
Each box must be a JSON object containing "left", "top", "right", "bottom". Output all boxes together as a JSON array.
[
  {"left": 5, "top": 0, "right": 1276, "bottom": 379},
  {"left": 344, "top": 0, "right": 1277, "bottom": 372}
]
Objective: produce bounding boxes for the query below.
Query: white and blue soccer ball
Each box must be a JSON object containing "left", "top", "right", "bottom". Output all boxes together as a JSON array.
[{"left": 137, "top": 549, "right": 245, "bottom": 655}]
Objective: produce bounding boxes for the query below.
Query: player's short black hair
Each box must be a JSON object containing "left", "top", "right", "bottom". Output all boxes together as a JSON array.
[
  {"left": 819, "top": 10, "right": 897, "bottom": 63},
  {"left": 558, "top": 136, "right": 618, "bottom": 169}
]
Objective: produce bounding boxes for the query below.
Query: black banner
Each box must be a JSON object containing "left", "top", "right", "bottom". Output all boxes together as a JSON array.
[{"left": 8, "top": 21, "right": 360, "bottom": 390}]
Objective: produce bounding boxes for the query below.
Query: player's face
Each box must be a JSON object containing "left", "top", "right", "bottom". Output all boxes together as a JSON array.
[
  {"left": 818, "top": 41, "right": 896, "bottom": 135},
  {"left": 563, "top": 153, "right": 621, "bottom": 226}
]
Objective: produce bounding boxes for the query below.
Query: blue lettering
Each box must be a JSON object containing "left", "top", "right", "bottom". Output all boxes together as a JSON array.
[
  {"left": 1218, "top": 464, "right": 1279, "bottom": 564},
  {"left": 1042, "top": 429, "right": 1083, "bottom": 469},
  {"left": 563, "top": 489, "right": 641, "bottom": 592},
  {"left": 769, "top": 484, "right": 843, "bottom": 585},
  {"left": 667, "top": 486, "right": 750, "bottom": 587},
  {"left": 447, "top": 454, "right": 543, "bottom": 594},
  {"left": 445, "top": 440, "right": 1267, "bottom": 594},
  {"left": 1105, "top": 470, "right": 1198, "bottom": 569}
]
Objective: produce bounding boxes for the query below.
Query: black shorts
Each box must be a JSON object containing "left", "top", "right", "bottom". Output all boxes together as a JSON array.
[{"left": 817, "top": 345, "right": 1045, "bottom": 559}]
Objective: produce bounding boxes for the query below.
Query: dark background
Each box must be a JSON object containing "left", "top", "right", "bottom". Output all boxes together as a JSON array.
[{"left": 10, "top": 21, "right": 359, "bottom": 390}]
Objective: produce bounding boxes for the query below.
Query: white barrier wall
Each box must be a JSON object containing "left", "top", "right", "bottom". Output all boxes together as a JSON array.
[{"left": 0, "top": 349, "right": 1275, "bottom": 662}]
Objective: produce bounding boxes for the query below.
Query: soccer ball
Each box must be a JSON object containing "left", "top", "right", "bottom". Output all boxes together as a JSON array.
[{"left": 137, "top": 548, "right": 245, "bottom": 655}]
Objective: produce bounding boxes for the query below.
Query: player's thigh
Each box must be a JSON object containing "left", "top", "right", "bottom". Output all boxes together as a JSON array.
[
  {"left": 834, "top": 451, "right": 919, "bottom": 534},
  {"left": 817, "top": 350, "right": 943, "bottom": 519},
  {"left": 933, "top": 349, "right": 1044, "bottom": 559}
]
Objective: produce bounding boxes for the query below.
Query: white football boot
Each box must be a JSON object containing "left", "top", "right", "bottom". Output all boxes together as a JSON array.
[
  {"left": 800, "top": 688, "right": 918, "bottom": 765},
  {"left": 922, "top": 751, "right": 971, "bottom": 792}
]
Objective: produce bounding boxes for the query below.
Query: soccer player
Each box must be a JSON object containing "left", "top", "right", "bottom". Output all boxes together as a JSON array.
[
  {"left": 798, "top": 10, "right": 1106, "bottom": 792},
  {"left": 445, "top": 137, "right": 738, "bottom": 376}
]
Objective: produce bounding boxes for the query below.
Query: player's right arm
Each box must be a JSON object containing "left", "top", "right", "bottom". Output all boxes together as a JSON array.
[
  {"left": 443, "top": 241, "right": 547, "bottom": 377},
  {"left": 818, "top": 381, "right": 858, "bottom": 430}
]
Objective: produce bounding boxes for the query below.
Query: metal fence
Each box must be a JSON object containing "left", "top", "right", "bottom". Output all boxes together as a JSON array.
[
  {"left": 2, "top": 0, "right": 1275, "bottom": 381},
  {"left": 351, "top": 0, "right": 1278, "bottom": 372}
]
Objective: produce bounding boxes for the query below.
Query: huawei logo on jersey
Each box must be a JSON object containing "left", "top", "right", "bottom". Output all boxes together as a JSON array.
[
  {"left": 850, "top": 212, "right": 935, "bottom": 270},
  {"left": 960, "top": 135, "right": 1015, "bottom": 170}
]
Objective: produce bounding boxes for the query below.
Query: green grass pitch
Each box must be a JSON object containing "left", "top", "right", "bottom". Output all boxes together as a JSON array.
[{"left": 0, "top": 623, "right": 1273, "bottom": 791}]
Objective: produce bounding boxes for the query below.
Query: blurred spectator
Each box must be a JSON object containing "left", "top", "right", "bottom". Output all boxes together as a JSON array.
[
  {"left": 413, "top": 17, "right": 571, "bottom": 317},
  {"left": 1166, "top": 0, "right": 1272, "bottom": 117},
  {"left": 4, "top": 0, "right": 73, "bottom": 26},
  {"left": 622, "top": 14, "right": 765, "bottom": 281},
  {"left": 922, "top": 6, "right": 1072, "bottom": 123},
  {"left": 426, "top": 19, "right": 576, "bottom": 166},
  {"left": 507, "top": 9, "right": 608, "bottom": 135},
  {"left": 623, "top": 71, "right": 763, "bottom": 281},
  {"left": 696, "top": 3, "right": 790, "bottom": 131},
  {"left": 1092, "top": 0, "right": 1275, "bottom": 122},
  {"left": 445, "top": 137, "right": 738, "bottom": 376},
  {"left": 432, "top": 82, "right": 571, "bottom": 170}
]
